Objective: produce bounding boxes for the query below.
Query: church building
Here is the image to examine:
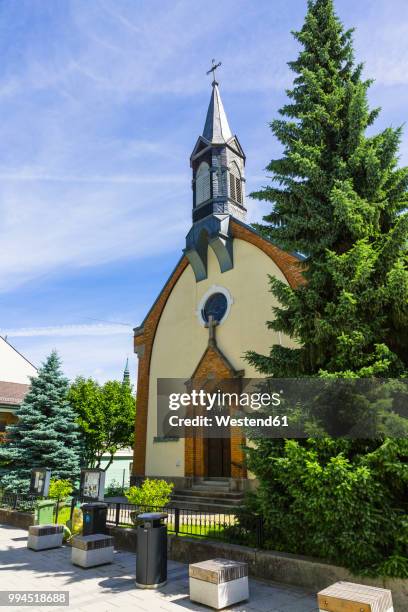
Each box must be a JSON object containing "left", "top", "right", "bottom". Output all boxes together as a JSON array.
[{"left": 132, "top": 74, "right": 303, "bottom": 497}]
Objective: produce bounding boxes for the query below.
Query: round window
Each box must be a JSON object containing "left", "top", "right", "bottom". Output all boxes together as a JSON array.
[{"left": 201, "top": 292, "right": 228, "bottom": 324}]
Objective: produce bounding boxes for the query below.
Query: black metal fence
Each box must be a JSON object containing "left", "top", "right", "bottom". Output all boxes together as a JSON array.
[
  {"left": 0, "top": 490, "right": 37, "bottom": 512},
  {"left": 105, "top": 501, "right": 240, "bottom": 542},
  {"left": 103, "top": 501, "right": 266, "bottom": 546},
  {"left": 0, "top": 492, "right": 265, "bottom": 548}
]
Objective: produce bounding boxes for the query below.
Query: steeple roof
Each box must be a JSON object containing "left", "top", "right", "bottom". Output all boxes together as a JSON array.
[
  {"left": 202, "top": 82, "right": 232, "bottom": 143},
  {"left": 123, "top": 357, "right": 130, "bottom": 385}
]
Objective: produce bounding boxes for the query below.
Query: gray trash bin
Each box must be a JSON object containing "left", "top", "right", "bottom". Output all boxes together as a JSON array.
[
  {"left": 81, "top": 502, "right": 107, "bottom": 536},
  {"left": 136, "top": 512, "right": 168, "bottom": 588}
]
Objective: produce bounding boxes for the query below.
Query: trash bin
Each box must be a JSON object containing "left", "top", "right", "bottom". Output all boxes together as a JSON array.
[
  {"left": 136, "top": 512, "right": 168, "bottom": 588},
  {"left": 35, "top": 500, "right": 55, "bottom": 525},
  {"left": 81, "top": 502, "right": 107, "bottom": 536}
]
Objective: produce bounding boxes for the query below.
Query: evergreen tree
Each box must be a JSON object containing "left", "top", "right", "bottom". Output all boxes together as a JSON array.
[
  {"left": 241, "top": 0, "right": 408, "bottom": 576},
  {"left": 0, "top": 351, "right": 80, "bottom": 492},
  {"left": 247, "top": 0, "right": 408, "bottom": 378}
]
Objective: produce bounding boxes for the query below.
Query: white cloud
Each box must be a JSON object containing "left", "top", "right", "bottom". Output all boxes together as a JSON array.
[
  {"left": 351, "top": 5, "right": 408, "bottom": 87},
  {"left": 0, "top": 171, "right": 186, "bottom": 184},
  {"left": 1, "top": 323, "right": 132, "bottom": 338},
  {"left": 11, "top": 333, "right": 137, "bottom": 385},
  {"left": 0, "top": 177, "right": 189, "bottom": 292}
]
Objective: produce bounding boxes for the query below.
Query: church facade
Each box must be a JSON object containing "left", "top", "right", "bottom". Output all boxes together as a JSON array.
[{"left": 131, "top": 78, "right": 303, "bottom": 491}]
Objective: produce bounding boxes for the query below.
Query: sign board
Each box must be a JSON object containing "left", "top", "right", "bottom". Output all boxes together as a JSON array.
[
  {"left": 79, "top": 468, "right": 105, "bottom": 501},
  {"left": 29, "top": 469, "right": 51, "bottom": 497}
]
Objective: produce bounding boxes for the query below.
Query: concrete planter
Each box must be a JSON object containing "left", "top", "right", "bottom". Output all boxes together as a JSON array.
[
  {"left": 71, "top": 534, "right": 114, "bottom": 568},
  {"left": 27, "top": 524, "right": 64, "bottom": 551}
]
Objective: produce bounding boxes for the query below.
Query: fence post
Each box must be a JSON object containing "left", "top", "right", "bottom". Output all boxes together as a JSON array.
[
  {"left": 256, "top": 515, "right": 264, "bottom": 548},
  {"left": 115, "top": 502, "right": 121, "bottom": 527},
  {"left": 55, "top": 498, "right": 60, "bottom": 525},
  {"left": 70, "top": 496, "right": 76, "bottom": 521},
  {"left": 13, "top": 494, "right": 18, "bottom": 510},
  {"left": 174, "top": 507, "right": 180, "bottom": 536}
]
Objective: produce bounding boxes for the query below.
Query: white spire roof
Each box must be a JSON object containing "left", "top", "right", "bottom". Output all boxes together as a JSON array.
[{"left": 202, "top": 83, "right": 233, "bottom": 143}]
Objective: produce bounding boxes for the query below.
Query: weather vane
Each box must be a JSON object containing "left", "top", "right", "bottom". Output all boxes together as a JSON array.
[{"left": 206, "top": 59, "right": 222, "bottom": 85}]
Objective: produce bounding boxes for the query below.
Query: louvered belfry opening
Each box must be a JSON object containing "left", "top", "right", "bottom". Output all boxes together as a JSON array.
[{"left": 229, "top": 171, "right": 242, "bottom": 205}]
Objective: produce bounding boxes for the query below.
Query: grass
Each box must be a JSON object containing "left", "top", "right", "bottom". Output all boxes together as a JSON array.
[{"left": 117, "top": 521, "right": 228, "bottom": 540}]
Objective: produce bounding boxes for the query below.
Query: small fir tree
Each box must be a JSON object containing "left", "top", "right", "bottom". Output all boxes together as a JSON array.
[{"left": 0, "top": 351, "right": 80, "bottom": 492}]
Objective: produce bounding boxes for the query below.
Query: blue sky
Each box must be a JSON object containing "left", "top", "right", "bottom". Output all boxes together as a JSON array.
[{"left": 0, "top": 0, "right": 407, "bottom": 384}]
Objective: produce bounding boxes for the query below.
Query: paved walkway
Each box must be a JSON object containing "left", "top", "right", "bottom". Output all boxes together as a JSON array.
[{"left": 0, "top": 525, "right": 318, "bottom": 612}]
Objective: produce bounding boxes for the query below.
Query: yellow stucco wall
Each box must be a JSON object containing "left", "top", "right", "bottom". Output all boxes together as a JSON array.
[{"left": 145, "top": 237, "right": 292, "bottom": 477}]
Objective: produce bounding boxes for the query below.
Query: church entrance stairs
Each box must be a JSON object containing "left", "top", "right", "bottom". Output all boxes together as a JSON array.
[{"left": 170, "top": 478, "right": 244, "bottom": 513}]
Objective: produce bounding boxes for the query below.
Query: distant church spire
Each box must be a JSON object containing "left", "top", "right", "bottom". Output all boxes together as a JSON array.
[
  {"left": 184, "top": 62, "right": 247, "bottom": 282},
  {"left": 123, "top": 357, "right": 130, "bottom": 385}
]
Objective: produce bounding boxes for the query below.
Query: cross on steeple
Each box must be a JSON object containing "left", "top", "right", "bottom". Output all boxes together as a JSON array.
[
  {"left": 205, "top": 315, "right": 219, "bottom": 347},
  {"left": 206, "top": 59, "right": 222, "bottom": 86}
]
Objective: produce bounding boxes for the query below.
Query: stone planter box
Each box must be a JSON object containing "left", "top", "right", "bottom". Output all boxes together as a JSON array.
[
  {"left": 71, "top": 534, "right": 114, "bottom": 568},
  {"left": 27, "top": 524, "right": 64, "bottom": 551},
  {"left": 189, "top": 558, "right": 249, "bottom": 609}
]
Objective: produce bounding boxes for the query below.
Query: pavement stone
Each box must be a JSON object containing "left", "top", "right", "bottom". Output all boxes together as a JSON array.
[{"left": 0, "top": 524, "right": 318, "bottom": 612}]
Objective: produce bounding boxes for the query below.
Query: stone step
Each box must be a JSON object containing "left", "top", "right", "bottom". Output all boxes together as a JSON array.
[
  {"left": 168, "top": 499, "right": 240, "bottom": 513},
  {"left": 174, "top": 489, "right": 243, "bottom": 500},
  {"left": 200, "top": 478, "right": 230, "bottom": 487},
  {"left": 191, "top": 485, "right": 230, "bottom": 493},
  {"left": 171, "top": 495, "right": 241, "bottom": 507}
]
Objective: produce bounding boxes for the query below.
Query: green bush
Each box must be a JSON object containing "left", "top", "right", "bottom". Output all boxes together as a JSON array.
[
  {"left": 48, "top": 479, "right": 73, "bottom": 500},
  {"left": 238, "top": 439, "right": 408, "bottom": 578},
  {"left": 125, "top": 478, "right": 173, "bottom": 508}
]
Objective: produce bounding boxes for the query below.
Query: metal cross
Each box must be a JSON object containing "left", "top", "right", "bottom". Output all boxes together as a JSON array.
[
  {"left": 205, "top": 315, "right": 219, "bottom": 346},
  {"left": 206, "top": 59, "right": 222, "bottom": 85}
]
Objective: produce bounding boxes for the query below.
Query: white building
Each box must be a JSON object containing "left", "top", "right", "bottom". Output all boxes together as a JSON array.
[{"left": 0, "top": 337, "right": 37, "bottom": 438}]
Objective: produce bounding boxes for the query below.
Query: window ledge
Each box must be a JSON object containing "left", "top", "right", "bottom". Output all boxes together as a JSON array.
[{"left": 153, "top": 436, "right": 179, "bottom": 443}]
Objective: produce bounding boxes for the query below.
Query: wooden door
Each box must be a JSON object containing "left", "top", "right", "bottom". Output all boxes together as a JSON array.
[{"left": 207, "top": 438, "right": 231, "bottom": 477}]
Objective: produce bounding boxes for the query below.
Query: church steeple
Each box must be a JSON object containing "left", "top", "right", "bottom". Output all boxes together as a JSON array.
[
  {"left": 202, "top": 82, "right": 233, "bottom": 143},
  {"left": 184, "top": 64, "right": 247, "bottom": 282}
]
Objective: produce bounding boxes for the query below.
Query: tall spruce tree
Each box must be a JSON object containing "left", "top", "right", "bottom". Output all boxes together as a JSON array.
[
  {"left": 241, "top": 0, "right": 408, "bottom": 576},
  {"left": 247, "top": 0, "right": 408, "bottom": 378},
  {"left": 0, "top": 351, "right": 80, "bottom": 492}
]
